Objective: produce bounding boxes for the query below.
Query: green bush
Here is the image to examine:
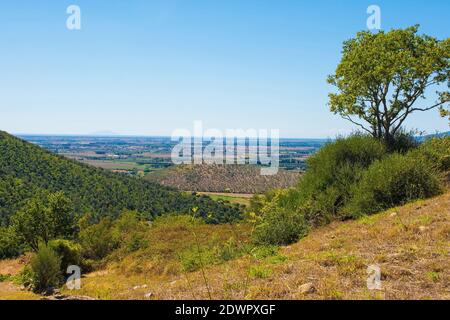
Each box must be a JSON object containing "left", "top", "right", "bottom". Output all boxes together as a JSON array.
[
  {"left": 248, "top": 265, "right": 273, "bottom": 279},
  {"left": 253, "top": 207, "right": 308, "bottom": 246},
  {"left": 29, "top": 244, "right": 62, "bottom": 292},
  {"left": 343, "top": 153, "right": 443, "bottom": 217},
  {"left": 178, "top": 245, "right": 218, "bottom": 272},
  {"left": 48, "top": 239, "right": 82, "bottom": 273},
  {"left": 415, "top": 136, "right": 450, "bottom": 171},
  {"left": 297, "top": 134, "right": 386, "bottom": 224},
  {"left": 78, "top": 218, "right": 119, "bottom": 260},
  {"left": 178, "top": 237, "right": 245, "bottom": 272}
]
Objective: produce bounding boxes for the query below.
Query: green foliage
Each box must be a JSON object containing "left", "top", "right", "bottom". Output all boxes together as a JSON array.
[
  {"left": 178, "top": 237, "right": 246, "bottom": 272},
  {"left": 0, "top": 131, "right": 242, "bottom": 225},
  {"left": 250, "top": 245, "right": 279, "bottom": 260},
  {"left": 253, "top": 206, "right": 308, "bottom": 246},
  {"left": 0, "top": 274, "right": 12, "bottom": 282},
  {"left": 47, "top": 192, "right": 76, "bottom": 238},
  {"left": 0, "top": 226, "right": 22, "bottom": 258},
  {"left": 297, "top": 135, "right": 386, "bottom": 224},
  {"left": 415, "top": 136, "right": 450, "bottom": 171},
  {"left": 11, "top": 198, "right": 51, "bottom": 251},
  {"left": 343, "top": 153, "right": 443, "bottom": 217},
  {"left": 10, "top": 192, "right": 75, "bottom": 251},
  {"left": 251, "top": 135, "right": 448, "bottom": 246},
  {"left": 78, "top": 218, "right": 119, "bottom": 260},
  {"left": 178, "top": 246, "right": 218, "bottom": 272},
  {"left": 48, "top": 239, "right": 82, "bottom": 274},
  {"left": 328, "top": 25, "right": 449, "bottom": 144},
  {"left": 28, "top": 244, "right": 62, "bottom": 292},
  {"left": 111, "top": 210, "right": 149, "bottom": 254},
  {"left": 248, "top": 265, "right": 273, "bottom": 279}
]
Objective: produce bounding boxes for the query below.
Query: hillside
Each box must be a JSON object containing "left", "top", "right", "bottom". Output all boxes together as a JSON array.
[
  {"left": 1, "top": 190, "right": 435, "bottom": 300},
  {"left": 0, "top": 131, "right": 241, "bottom": 224},
  {"left": 145, "top": 164, "right": 300, "bottom": 194}
]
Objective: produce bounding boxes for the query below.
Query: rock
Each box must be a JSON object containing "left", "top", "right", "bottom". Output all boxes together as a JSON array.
[
  {"left": 42, "top": 287, "right": 56, "bottom": 296},
  {"left": 418, "top": 226, "right": 428, "bottom": 232},
  {"left": 299, "top": 282, "right": 316, "bottom": 294},
  {"left": 133, "top": 284, "right": 148, "bottom": 290},
  {"left": 144, "top": 292, "right": 154, "bottom": 298},
  {"left": 43, "top": 294, "right": 96, "bottom": 300}
]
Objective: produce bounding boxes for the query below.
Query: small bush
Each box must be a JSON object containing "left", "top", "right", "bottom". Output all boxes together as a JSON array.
[
  {"left": 343, "top": 153, "right": 443, "bottom": 217},
  {"left": 178, "top": 245, "right": 217, "bottom": 272},
  {"left": 178, "top": 237, "right": 245, "bottom": 272},
  {"left": 29, "top": 244, "right": 62, "bottom": 292},
  {"left": 252, "top": 207, "right": 308, "bottom": 246},
  {"left": 48, "top": 239, "right": 82, "bottom": 273},
  {"left": 248, "top": 265, "right": 273, "bottom": 279}
]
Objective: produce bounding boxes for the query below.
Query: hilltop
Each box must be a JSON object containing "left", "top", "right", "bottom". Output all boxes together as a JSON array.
[{"left": 145, "top": 164, "right": 300, "bottom": 194}]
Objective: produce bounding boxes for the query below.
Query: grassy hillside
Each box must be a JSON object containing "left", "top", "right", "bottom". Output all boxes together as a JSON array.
[
  {"left": 25, "top": 190, "right": 442, "bottom": 300},
  {"left": 145, "top": 164, "right": 300, "bottom": 194},
  {"left": 0, "top": 131, "right": 242, "bottom": 224}
]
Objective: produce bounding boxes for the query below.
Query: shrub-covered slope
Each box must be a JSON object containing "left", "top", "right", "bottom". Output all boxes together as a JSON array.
[
  {"left": 0, "top": 131, "right": 241, "bottom": 225},
  {"left": 145, "top": 164, "right": 300, "bottom": 194}
]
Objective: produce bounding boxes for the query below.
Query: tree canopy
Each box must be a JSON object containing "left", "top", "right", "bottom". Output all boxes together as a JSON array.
[{"left": 328, "top": 26, "right": 450, "bottom": 144}]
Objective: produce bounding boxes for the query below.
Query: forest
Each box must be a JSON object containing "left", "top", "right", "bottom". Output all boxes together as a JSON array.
[{"left": 0, "top": 131, "right": 242, "bottom": 227}]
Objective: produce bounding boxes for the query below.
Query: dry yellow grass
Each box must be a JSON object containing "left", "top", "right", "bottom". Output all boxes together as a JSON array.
[
  {"left": 2, "top": 191, "right": 448, "bottom": 300},
  {"left": 58, "top": 191, "right": 449, "bottom": 300},
  {"left": 0, "top": 254, "right": 40, "bottom": 300}
]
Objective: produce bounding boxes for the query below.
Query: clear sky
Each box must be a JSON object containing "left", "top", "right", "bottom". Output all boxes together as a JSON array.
[{"left": 1, "top": 0, "right": 449, "bottom": 138}]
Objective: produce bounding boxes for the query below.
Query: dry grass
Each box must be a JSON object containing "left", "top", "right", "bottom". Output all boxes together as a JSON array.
[
  {"left": 1, "top": 192, "right": 448, "bottom": 300},
  {"left": 0, "top": 254, "right": 40, "bottom": 300},
  {"left": 56, "top": 191, "right": 449, "bottom": 300}
]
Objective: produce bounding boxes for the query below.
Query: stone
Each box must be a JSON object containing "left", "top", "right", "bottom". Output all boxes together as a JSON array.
[
  {"left": 299, "top": 282, "right": 316, "bottom": 294},
  {"left": 144, "top": 292, "right": 154, "bottom": 298}
]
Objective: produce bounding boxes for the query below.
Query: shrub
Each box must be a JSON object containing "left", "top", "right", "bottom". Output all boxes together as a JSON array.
[
  {"left": 388, "top": 130, "right": 419, "bottom": 153},
  {"left": 415, "top": 136, "right": 450, "bottom": 171},
  {"left": 178, "top": 245, "right": 217, "bottom": 272},
  {"left": 29, "top": 244, "right": 62, "bottom": 292},
  {"left": 178, "top": 237, "right": 245, "bottom": 272},
  {"left": 248, "top": 265, "right": 273, "bottom": 279},
  {"left": 343, "top": 153, "right": 443, "bottom": 217},
  {"left": 250, "top": 245, "right": 279, "bottom": 260},
  {"left": 296, "top": 134, "right": 386, "bottom": 224},
  {"left": 48, "top": 239, "right": 82, "bottom": 274},
  {"left": 113, "top": 210, "right": 148, "bottom": 253},
  {"left": 78, "top": 218, "right": 119, "bottom": 260},
  {"left": 252, "top": 207, "right": 308, "bottom": 246}
]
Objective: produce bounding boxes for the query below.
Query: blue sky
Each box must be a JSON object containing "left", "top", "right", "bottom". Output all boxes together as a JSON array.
[{"left": 1, "top": 0, "right": 449, "bottom": 138}]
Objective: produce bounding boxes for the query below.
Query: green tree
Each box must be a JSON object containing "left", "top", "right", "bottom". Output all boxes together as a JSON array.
[
  {"left": 11, "top": 198, "right": 50, "bottom": 251},
  {"left": 328, "top": 26, "right": 449, "bottom": 146},
  {"left": 47, "top": 191, "right": 75, "bottom": 238},
  {"left": 11, "top": 192, "right": 75, "bottom": 251}
]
